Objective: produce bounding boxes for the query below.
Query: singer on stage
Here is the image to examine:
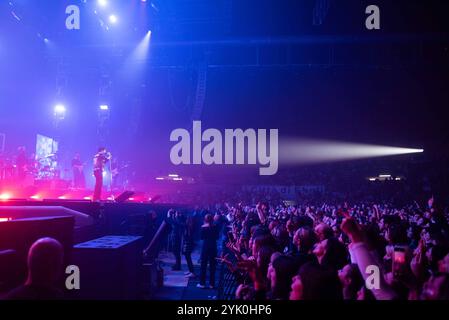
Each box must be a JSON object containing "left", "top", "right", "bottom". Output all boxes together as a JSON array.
[{"left": 93, "top": 147, "right": 111, "bottom": 201}]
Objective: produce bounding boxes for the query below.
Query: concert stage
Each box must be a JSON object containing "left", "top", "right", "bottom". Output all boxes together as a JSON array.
[{"left": 0, "top": 198, "right": 189, "bottom": 240}]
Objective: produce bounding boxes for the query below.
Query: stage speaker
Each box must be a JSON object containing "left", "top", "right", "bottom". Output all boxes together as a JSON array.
[
  {"left": 0, "top": 206, "right": 94, "bottom": 228},
  {"left": 0, "top": 216, "right": 74, "bottom": 259},
  {"left": 115, "top": 191, "right": 135, "bottom": 203},
  {"left": 70, "top": 235, "right": 143, "bottom": 300}
]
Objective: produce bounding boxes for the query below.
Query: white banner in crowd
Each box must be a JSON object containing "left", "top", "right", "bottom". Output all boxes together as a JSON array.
[{"left": 242, "top": 185, "right": 325, "bottom": 198}]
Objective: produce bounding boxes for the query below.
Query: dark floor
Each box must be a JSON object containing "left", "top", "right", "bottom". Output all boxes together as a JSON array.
[{"left": 152, "top": 250, "right": 219, "bottom": 300}]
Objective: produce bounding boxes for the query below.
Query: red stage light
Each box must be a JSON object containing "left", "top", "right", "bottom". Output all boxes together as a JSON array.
[{"left": 0, "top": 217, "right": 12, "bottom": 222}]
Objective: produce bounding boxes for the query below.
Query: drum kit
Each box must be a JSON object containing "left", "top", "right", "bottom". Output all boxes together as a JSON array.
[{"left": 35, "top": 153, "right": 60, "bottom": 180}]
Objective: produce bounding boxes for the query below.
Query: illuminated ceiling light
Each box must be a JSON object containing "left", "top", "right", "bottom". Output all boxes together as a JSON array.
[
  {"left": 54, "top": 104, "right": 66, "bottom": 114},
  {"left": 108, "top": 14, "right": 117, "bottom": 24}
]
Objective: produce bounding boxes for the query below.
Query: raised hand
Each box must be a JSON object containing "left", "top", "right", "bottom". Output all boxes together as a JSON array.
[
  {"left": 216, "top": 253, "right": 236, "bottom": 272},
  {"left": 237, "top": 259, "right": 264, "bottom": 286},
  {"left": 341, "top": 217, "right": 364, "bottom": 244}
]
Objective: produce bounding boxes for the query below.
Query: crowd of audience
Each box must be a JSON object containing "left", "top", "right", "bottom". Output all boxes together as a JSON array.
[
  {"left": 2, "top": 191, "right": 449, "bottom": 301},
  {"left": 201, "top": 196, "right": 449, "bottom": 300}
]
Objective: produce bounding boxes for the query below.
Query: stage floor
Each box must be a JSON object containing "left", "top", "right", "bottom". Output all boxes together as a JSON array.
[{"left": 154, "top": 250, "right": 219, "bottom": 300}]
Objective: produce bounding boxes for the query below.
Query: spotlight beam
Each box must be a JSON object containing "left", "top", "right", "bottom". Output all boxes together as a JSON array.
[
  {"left": 279, "top": 139, "right": 423, "bottom": 165},
  {"left": 130, "top": 30, "right": 152, "bottom": 61},
  {"left": 120, "top": 31, "right": 152, "bottom": 79}
]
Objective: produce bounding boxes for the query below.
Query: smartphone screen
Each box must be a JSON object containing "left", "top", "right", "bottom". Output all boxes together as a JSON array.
[
  {"left": 393, "top": 247, "right": 407, "bottom": 277},
  {"left": 393, "top": 250, "right": 406, "bottom": 264}
]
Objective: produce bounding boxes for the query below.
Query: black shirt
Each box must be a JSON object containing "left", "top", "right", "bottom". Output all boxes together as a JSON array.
[{"left": 200, "top": 225, "right": 219, "bottom": 251}]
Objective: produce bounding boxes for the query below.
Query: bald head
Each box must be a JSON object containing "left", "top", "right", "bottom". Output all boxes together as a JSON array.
[{"left": 27, "top": 237, "right": 64, "bottom": 286}]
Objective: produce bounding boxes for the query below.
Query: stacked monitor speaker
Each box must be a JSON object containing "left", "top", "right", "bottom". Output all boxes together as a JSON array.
[{"left": 70, "top": 235, "right": 144, "bottom": 300}]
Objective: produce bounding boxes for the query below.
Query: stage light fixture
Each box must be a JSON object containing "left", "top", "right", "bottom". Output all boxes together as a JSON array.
[
  {"left": 99, "top": 104, "right": 109, "bottom": 111},
  {"left": 109, "top": 15, "right": 117, "bottom": 24},
  {"left": 98, "top": 0, "right": 108, "bottom": 7}
]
